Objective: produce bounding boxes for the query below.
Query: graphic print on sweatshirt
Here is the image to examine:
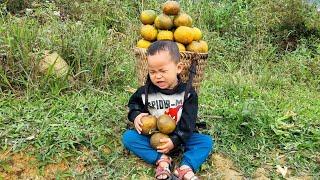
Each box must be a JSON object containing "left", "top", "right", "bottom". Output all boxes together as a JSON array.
[{"left": 142, "top": 92, "right": 185, "bottom": 123}]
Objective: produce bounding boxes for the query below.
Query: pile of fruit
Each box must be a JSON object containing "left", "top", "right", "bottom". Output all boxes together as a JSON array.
[
  {"left": 137, "top": 0, "right": 208, "bottom": 53},
  {"left": 140, "top": 114, "right": 177, "bottom": 149}
]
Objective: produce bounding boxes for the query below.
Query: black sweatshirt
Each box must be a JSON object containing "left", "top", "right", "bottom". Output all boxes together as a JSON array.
[{"left": 127, "top": 80, "right": 198, "bottom": 147}]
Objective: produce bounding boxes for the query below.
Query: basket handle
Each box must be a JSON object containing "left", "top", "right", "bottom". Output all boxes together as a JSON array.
[{"left": 184, "top": 54, "right": 199, "bottom": 100}]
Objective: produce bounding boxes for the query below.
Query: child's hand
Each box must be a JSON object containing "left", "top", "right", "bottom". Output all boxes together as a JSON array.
[
  {"left": 157, "top": 138, "right": 174, "bottom": 154},
  {"left": 134, "top": 113, "right": 149, "bottom": 134}
]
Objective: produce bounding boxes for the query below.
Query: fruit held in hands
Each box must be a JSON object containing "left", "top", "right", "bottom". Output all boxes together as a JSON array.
[
  {"left": 140, "top": 115, "right": 157, "bottom": 135},
  {"left": 157, "top": 114, "right": 176, "bottom": 134},
  {"left": 150, "top": 132, "right": 169, "bottom": 149}
]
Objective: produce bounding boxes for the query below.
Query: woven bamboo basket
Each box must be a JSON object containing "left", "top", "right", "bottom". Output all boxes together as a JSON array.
[{"left": 134, "top": 48, "right": 208, "bottom": 93}]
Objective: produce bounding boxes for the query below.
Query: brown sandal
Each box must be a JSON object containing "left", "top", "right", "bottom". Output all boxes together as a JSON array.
[
  {"left": 155, "top": 156, "right": 173, "bottom": 180},
  {"left": 173, "top": 167, "right": 199, "bottom": 180}
]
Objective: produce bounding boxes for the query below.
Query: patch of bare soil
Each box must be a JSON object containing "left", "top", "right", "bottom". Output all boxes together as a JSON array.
[
  {"left": 43, "top": 161, "right": 69, "bottom": 179},
  {"left": 208, "top": 153, "right": 245, "bottom": 180},
  {"left": 0, "top": 148, "right": 89, "bottom": 180},
  {"left": 252, "top": 167, "right": 270, "bottom": 180},
  {"left": 0, "top": 150, "right": 40, "bottom": 180}
]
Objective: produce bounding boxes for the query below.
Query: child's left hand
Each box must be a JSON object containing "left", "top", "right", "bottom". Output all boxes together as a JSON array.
[{"left": 157, "top": 138, "right": 174, "bottom": 154}]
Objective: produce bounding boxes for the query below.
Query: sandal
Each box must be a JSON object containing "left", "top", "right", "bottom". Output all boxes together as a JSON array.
[
  {"left": 155, "top": 156, "right": 174, "bottom": 180},
  {"left": 173, "top": 167, "right": 199, "bottom": 180}
]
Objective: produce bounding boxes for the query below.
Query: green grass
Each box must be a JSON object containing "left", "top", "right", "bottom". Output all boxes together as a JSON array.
[
  {"left": 0, "top": 0, "right": 320, "bottom": 178},
  {"left": 200, "top": 60, "right": 320, "bottom": 175}
]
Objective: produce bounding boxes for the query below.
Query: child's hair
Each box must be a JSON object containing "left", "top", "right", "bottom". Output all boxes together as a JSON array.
[{"left": 147, "top": 40, "right": 180, "bottom": 63}]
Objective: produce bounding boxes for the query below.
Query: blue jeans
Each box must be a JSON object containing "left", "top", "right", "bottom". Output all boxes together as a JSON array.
[{"left": 122, "top": 130, "right": 213, "bottom": 172}]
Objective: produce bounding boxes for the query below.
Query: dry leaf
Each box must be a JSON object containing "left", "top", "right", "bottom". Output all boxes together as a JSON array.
[
  {"left": 125, "top": 86, "right": 137, "bottom": 93},
  {"left": 276, "top": 165, "right": 288, "bottom": 178},
  {"left": 26, "top": 135, "right": 35, "bottom": 141}
]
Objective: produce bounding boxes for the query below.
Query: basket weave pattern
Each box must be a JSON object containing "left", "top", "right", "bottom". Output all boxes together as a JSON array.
[{"left": 134, "top": 48, "right": 208, "bottom": 93}]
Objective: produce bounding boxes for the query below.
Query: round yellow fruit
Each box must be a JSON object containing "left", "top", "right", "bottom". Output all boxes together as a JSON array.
[
  {"left": 174, "top": 26, "right": 194, "bottom": 45},
  {"left": 140, "top": 10, "right": 157, "bottom": 25},
  {"left": 187, "top": 41, "right": 209, "bottom": 53},
  {"left": 155, "top": 14, "right": 173, "bottom": 30},
  {"left": 162, "top": 1, "right": 180, "bottom": 15},
  {"left": 192, "top": 27, "right": 202, "bottom": 41},
  {"left": 140, "top": 115, "right": 157, "bottom": 135},
  {"left": 157, "top": 114, "right": 176, "bottom": 134},
  {"left": 173, "top": 13, "right": 192, "bottom": 27},
  {"left": 157, "top": 30, "right": 174, "bottom": 40},
  {"left": 199, "top": 40, "right": 208, "bottom": 53},
  {"left": 137, "top": 39, "right": 152, "bottom": 49},
  {"left": 150, "top": 133, "right": 169, "bottom": 149},
  {"left": 140, "top": 24, "right": 158, "bottom": 41},
  {"left": 186, "top": 41, "right": 202, "bottom": 53},
  {"left": 176, "top": 42, "right": 186, "bottom": 52}
]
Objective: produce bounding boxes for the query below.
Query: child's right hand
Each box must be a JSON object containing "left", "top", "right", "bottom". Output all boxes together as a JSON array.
[{"left": 134, "top": 113, "right": 149, "bottom": 134}]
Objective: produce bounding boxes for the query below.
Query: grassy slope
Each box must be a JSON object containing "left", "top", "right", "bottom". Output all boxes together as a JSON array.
[{"left": 0, "top": 0, "right": 319, "bottom": 179}]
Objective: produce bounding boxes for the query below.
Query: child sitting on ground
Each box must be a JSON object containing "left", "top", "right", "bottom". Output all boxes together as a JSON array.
[{"left": 122, "top": 41, "right": 213, "bottom": 180}]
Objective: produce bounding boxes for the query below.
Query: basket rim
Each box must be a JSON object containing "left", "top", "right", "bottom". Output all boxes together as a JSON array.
[{"left": 134, "top": 47, "right": 209, "bottom": 56}]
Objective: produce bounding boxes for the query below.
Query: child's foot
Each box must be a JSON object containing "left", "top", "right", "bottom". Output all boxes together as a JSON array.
[
  {"left": 155, "top": 155, "right": 173, "bottom": 179},
  {"left": 173, "top": 165, "right": 199, "bottom": 180}
]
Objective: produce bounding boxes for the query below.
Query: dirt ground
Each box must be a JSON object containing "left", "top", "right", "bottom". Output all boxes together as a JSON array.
[
  {"left": 0, "top": 148, "right": 314, "bottom": 179},
  {"left": 0, "top": 148, "right": 89, "bottom": 180}
]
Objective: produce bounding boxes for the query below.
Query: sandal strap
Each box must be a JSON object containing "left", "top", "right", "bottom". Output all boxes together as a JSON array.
[
  {"left": 156, "top": 156, "right": 172, "bottom": 166},
  {"left": 190, "top": 176, "right": 199, "bottom": 180},
  {"left": 175, "top": 167, "right": 198, "bottom": 180},
  {"left": 155, "top": 166, "right": 172, "bottom": 179},
  {"left": 155, "top": 157, "right": 173, "bottom": 179}
]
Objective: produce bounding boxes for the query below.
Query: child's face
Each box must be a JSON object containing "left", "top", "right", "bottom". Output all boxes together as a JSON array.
[{"left": 147, "top": 50, "right": 183, "bottom": 89}]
